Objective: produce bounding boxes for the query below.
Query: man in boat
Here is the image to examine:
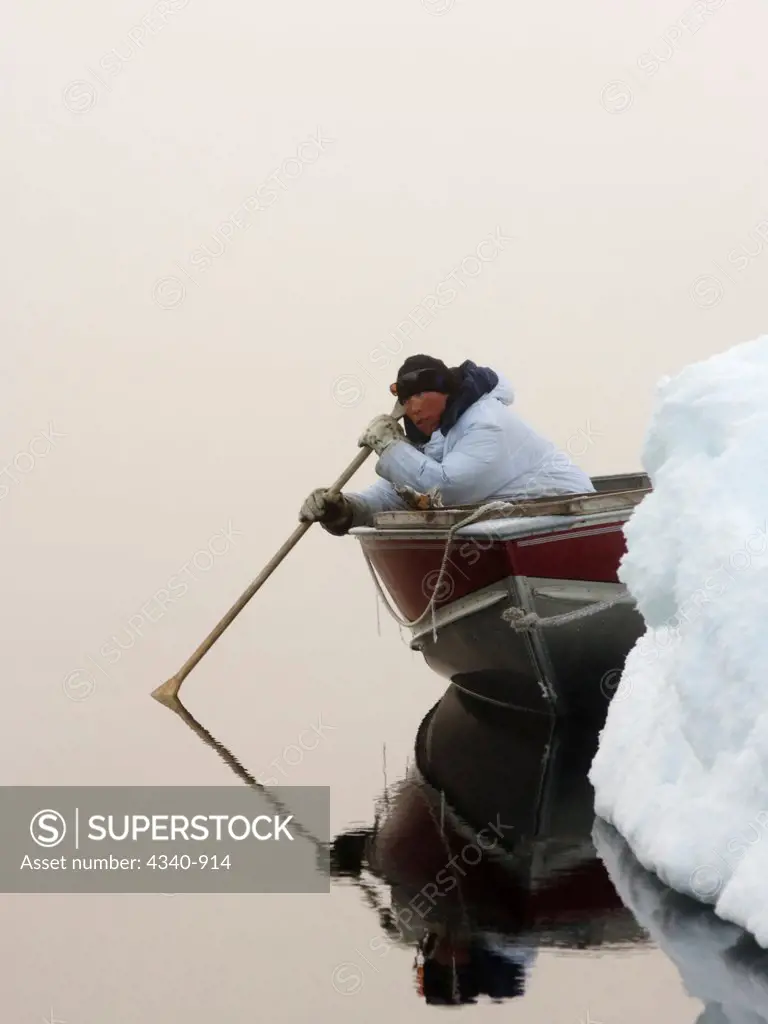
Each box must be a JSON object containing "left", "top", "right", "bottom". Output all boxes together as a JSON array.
[{"left": 300, "top": 354, "right": 595, "bottom": 535}]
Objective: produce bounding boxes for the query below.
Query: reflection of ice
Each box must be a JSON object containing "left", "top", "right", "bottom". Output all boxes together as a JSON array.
[{"left": 594, "top": 818, "right": 768, "bottom": 1024}]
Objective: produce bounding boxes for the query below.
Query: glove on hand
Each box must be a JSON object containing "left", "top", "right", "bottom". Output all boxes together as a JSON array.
[
  {"left": 299, "top": 487, "right": 354, "bottom": 535},
  {"left": 358, "top": 414, "right": 405, "bottom": 456}
]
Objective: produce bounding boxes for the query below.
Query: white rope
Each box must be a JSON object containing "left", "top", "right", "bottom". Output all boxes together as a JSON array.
[
  {"left": 502, "top": 591, "right": 634, "bottom": 631},
  {"left": 360, "top": 499, "right": 516, "bottom": 642},
  {"left": 360, "top": 498, "right": 635, "bottom": 640}
]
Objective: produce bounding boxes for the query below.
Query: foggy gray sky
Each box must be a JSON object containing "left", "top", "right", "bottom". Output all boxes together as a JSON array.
[{"left": 3, "top": 0, "right": 766, "bottom": 1018}]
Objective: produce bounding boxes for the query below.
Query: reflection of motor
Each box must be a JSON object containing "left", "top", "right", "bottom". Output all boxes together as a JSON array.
[{"left": 414, "top": 931, "right": 532, "bottom": 1004}]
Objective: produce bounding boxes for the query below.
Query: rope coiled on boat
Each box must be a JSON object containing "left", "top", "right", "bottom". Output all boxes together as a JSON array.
[{"left": 359, "top": 500, "right": 635, "bottom": 642}]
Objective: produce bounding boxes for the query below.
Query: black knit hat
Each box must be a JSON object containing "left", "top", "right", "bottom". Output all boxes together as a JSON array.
[{"left": 390, "top": 355, "right": 460, "bottom": 403}]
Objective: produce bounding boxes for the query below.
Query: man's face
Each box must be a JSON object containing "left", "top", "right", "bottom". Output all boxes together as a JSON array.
[{"left": 404, "top": 391, "right": 448, "bottom": 436}]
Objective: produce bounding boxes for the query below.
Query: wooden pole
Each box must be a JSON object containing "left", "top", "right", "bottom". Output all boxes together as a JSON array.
[{"left": 151, "top": 402, "right": 403, "bottom": 704}]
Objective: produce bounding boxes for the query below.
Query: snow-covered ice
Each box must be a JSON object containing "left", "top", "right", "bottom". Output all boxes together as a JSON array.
[{"left": 589, "top": 335, "right": 768, "bottom": 948}]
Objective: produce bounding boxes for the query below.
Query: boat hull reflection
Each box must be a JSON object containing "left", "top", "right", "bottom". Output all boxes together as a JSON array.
[{"left": 367, "top": 684, "right": 647, "bottom": 953}]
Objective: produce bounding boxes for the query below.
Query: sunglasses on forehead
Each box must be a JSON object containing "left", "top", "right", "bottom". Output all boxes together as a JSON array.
[{"left": 389, "top": 369, "right": 446, "bottom": 396}]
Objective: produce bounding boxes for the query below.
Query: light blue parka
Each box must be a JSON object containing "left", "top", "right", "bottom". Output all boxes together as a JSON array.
[{"left": 345, "top": 364, "right": 595, "bottom": 527}]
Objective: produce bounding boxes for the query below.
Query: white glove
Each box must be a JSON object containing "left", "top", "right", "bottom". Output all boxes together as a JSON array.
[{"left": 358, "top": 414, "right": 405, "bottom": 456}]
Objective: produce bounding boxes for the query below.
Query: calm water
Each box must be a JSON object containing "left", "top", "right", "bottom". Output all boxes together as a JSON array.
[{"left": 6, "top": 611, "right": 768, "bottom": 1021}]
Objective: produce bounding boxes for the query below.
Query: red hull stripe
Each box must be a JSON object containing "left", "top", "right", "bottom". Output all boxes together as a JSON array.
[
  {"left": 360, "top": 521, "right": 627, "bottom": 621},
  {"left": 509, "top": 524, "right": 626, "bottom": 585}
]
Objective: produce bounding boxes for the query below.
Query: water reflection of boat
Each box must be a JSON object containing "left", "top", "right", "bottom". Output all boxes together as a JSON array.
[
  {"left": 331, "top": 688, "right": 649, "bottom": 1004},
  {"left": 594, "top": 819, "right": 768, "bottom": 1024},
  {"left": 156, "top": 688, "right": 650, "bottom": 1006}
]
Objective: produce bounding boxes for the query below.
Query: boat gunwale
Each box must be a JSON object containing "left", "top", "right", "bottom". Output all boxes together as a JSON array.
[
  {"left": 365, "top": 486, "right": 650, "bottom": 533},
  {"left": 350, "top": 507, "right": 639, "bottom": 543}
]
